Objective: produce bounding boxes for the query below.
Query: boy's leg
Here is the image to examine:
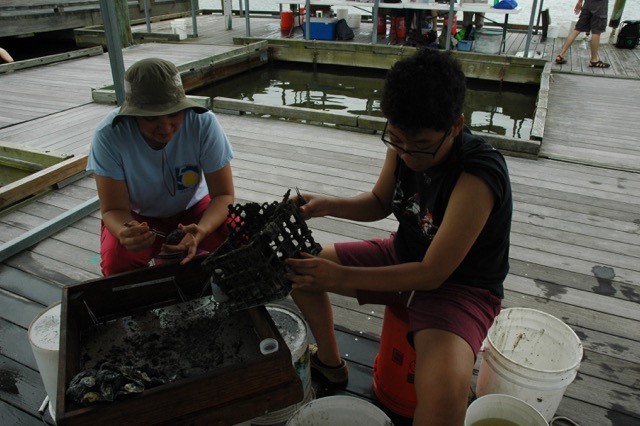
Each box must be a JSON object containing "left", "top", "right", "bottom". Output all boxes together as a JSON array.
[
  {"left": 407, "top": 283, "right": 501, "bottom": 424},
  {"left": 291, "top": 244, "right": 354, "bottom": 367},
  {"left": 474, "top": 12, "right": 485, "bottom": 30},
  {"left": 292, "top": 236, "right": 397, "bottom": 372},
  {"left": 413, "top": 329, "right": 475, "bottom": 425}
]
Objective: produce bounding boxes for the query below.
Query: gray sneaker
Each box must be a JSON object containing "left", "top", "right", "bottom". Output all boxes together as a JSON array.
[{"left": 309, "top": 343, "right": 349, "bottom": 388}]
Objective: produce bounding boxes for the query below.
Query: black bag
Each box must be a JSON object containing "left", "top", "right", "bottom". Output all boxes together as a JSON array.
[
  {"left": 335, "top": 18, "right": 354, "bottom": 40},
  {"left": 616, "top": 20, "right": 640, "bottom": 49}
]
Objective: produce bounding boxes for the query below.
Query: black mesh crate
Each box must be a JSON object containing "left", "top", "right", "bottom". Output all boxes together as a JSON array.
[{"left": 202, "top": 191, "right": 321, "bottom": 312}]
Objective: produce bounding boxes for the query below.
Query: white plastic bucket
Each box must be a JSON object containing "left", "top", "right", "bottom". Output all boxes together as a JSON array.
[
  {"left": 28, "top": 302, "right": 61, "bottom": 420},
  {"left": 347, "top": 14, "right": 361, "bottom": 29},
  {"left": 473, "top": 28, "right": 503, "bottom": 54},
  {"left": 250, "top": 306, "right": 313, "bottom": 425},
  {"left": 465, "top": 394, "right": 548, "bottom": 426},
  {"left": 335, "top": 7, "right": 348, "bottom": 20},
  {"left": 476, "top": 308, "right": 583, "bottom": 422},
  {"left": 287, "top": 396, "right": 392, "bottom": 425},
  {"left": 171, "top": 18, "right": 187, "bottom": 40}
]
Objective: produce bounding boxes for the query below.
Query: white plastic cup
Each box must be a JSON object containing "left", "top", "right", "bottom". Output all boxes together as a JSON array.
[
  {"left": 465, "top": 394, "right": 548, "bottom": 426},
  {"left": 28, "top": 302, "right": 61, "bottom": 420},
  {"left": 347, "top": 14, "right": 362, "bottom": 29},
  {"left": 170, "top": 18, "right": 187, "bottom": 40},
  {"left": 251, "top": 306, "right": 313, "bottom": 425}
]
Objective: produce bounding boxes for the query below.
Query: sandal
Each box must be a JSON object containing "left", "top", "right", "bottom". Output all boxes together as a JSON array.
[
  {"left": 589, "top": 60, "right": 610, "bottom": 68},
  {"left": 309, "top": 343, "right": 349, "bottom": 388},
  {"left": 555, "top": 55, "right": 567, "bottom": 64}
]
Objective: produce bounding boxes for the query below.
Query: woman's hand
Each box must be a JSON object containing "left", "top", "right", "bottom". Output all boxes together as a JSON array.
[
  {"left": 160, "top": 223, "right": 203, "bottom": 264},
  {"left": 119, "top": 221, "right": 156, "bottom": 252},
  {"left": 286, "top": 252, "right": 346, "bottom": 292}
]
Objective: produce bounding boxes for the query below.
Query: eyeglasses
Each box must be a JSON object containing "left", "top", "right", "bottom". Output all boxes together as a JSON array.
[{"left": 381, "top": 122, "right": 451, "bottom": 158}]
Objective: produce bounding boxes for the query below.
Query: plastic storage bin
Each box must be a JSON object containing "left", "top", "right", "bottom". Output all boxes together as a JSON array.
[
  {"left": 473, "top": 28, "right": 502, "bottom": 53},
  {"left": 302, "top": 18, "right": 338, "bottom": 40},
  {"left": 457, "top": 40, "right": 473, "bottom": 51}
]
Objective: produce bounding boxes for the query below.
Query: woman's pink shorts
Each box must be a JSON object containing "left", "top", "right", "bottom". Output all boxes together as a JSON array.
[
  {"left": 100, "top": 196, "right": 227, "bottom": 276},
  {"left": 334, "top": 235, "right": 502, "bottom": 356}
]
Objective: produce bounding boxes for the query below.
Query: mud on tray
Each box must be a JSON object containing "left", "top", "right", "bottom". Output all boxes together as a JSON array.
[
  {"left": 202, "top": 190, "right": 322, "bottom": 312},
  {"left": 68, "top": 296, "right": 262, "bottom": 405}
]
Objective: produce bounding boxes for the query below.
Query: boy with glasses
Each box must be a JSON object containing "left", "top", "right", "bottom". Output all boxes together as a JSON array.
[{"left": 287, "top": 49, "right": 512, "bottom": 425}]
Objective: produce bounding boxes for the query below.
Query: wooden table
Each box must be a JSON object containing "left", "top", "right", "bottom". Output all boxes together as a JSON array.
[{"left": 242, "top": 0, "right": 524, "bottom": 51}]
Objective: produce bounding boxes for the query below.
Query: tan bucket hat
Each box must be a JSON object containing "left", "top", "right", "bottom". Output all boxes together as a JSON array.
[{"left": 113, "top": 58, "right": 207, "bottom": 126}]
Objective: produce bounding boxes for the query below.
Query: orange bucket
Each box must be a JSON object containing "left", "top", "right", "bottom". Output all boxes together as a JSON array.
[
  {"left": 280, "top": 10, "right": 294, "bottom": 32},
  {"left": 372, "top": 305, "right": 416, "bottom": 418}
]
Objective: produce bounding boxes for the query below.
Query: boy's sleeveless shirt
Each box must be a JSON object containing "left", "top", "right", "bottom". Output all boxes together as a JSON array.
[{"left": 391, "top": 128, "right": 512, "bottom": 298}]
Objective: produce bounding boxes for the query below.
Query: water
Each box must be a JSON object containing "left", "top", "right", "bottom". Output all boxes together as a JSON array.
[
  {"left": 201, "top": 0, "right": 640, "bottom": 28},
  {"left": 191, "top": 62, "right": 537, "bottom": 139}
]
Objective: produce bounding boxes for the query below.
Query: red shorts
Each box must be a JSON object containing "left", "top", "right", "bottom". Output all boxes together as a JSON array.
[
  {"left": 334, "top": 235, "right": 502, "bottom": 355},
  {"left": 100, "top": 196, "right": 227, "bottom": 276}
]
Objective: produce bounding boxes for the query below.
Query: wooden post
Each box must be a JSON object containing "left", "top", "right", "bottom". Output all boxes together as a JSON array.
[
  {"left": 99, "top": 0, "right": 126, "bottom": 104},
  {"left": 224, "top": 0, "right": 233, "bottom": 30},
  {"left": 609, "top": 0, "right": 627, "bottom": 29},
  {"left": 114, "top": 0, "right": 133, "bottom": 47}
]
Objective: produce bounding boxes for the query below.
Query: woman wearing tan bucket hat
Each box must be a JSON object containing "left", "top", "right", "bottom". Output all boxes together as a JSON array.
[{"left": 87, "top": 58, "right": 235, "bottom": 276}]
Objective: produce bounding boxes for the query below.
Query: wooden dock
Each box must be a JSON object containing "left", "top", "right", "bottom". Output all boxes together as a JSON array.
[
  {"left": 0, "top": 12, "right": 639, "bottom": 426},
  {"left": 0, "top": 0, "right": 194, "bottom": 38}
]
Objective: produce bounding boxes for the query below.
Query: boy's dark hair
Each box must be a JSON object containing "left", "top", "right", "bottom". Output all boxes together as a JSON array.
[{"left": 380, "top": 49, "right": 466, "bottom": 135}]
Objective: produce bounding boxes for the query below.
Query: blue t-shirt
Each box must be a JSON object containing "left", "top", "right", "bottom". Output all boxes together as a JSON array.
[{"left": 86, "top": 109, "right": 234, "bottom": 218}]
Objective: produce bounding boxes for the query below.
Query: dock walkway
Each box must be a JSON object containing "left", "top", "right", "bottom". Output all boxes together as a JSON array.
[{"left": 0, "top": 12, "right": 639, "bottom": 426}]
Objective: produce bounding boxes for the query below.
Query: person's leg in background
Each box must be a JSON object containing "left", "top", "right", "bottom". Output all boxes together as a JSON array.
[
  {"left": 474, "top": 12, "right": 485, "bottom": 31},
  {"left": 555, "top": 29, "right": 583, "bottom": 64},
  {"left": 587, "top": 0, "right": 610, "bottom": 67}
]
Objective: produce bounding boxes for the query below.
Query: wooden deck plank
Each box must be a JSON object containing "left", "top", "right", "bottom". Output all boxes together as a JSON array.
[
  {"left": 0, "top": 43, "right": 241, "bottom": 127},
  {"left": 0, "top": 288, "right": 45, "bottom": 330},
  {"left": 540, "top": 73, "right": 640, "bottom": 172},
  {"left": 0, "top": 318, "right": 39, "bottom": 371},
  {"left": 0, "top": 400, "right": 43, "bottom": 426},
  {"left": 0, "top": 265, "right": 62, "bottom": 307}
]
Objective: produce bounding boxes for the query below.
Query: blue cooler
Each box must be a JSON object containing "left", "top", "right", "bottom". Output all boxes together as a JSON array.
[{"left": 302, "top": 18, "right": 338, "bottom": 40}]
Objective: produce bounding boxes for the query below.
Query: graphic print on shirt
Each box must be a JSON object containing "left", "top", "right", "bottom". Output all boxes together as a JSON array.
[
  {"left": 176, "top": 165, "right": 201, "bottom": 190},
  {"left": 393, "top": 180, "right": 439, "bottom": 241}
]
